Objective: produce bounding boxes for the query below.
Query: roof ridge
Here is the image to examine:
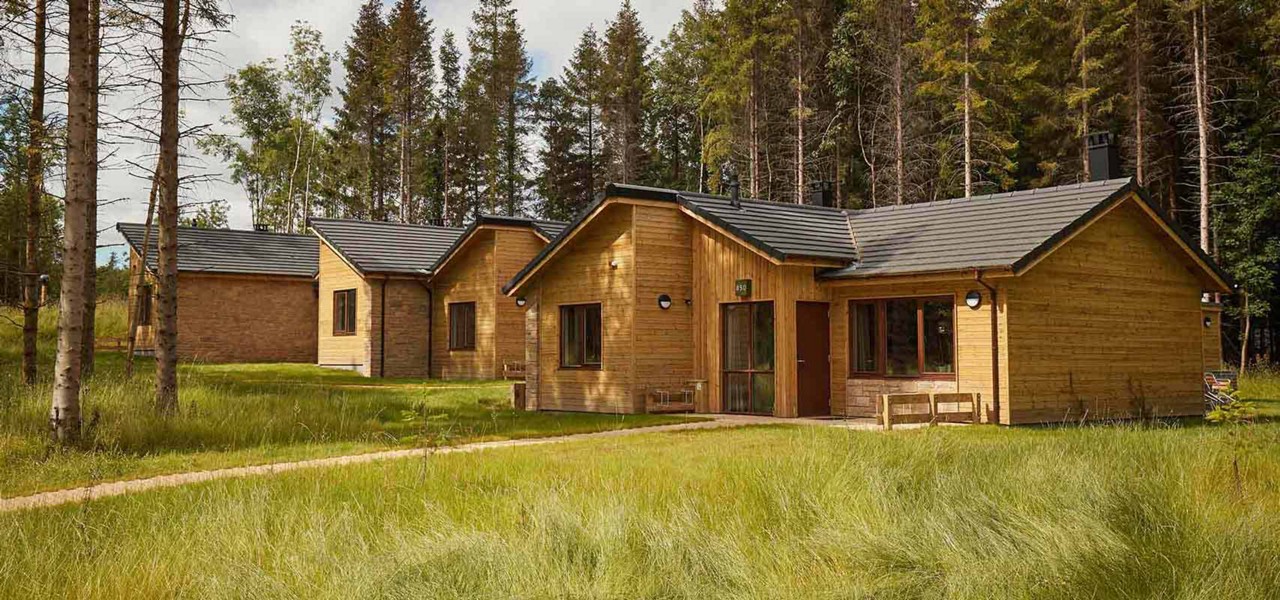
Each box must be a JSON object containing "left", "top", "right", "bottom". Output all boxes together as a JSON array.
[
  {"left": 117, "top": 222, "right": 318, "bottom": 239},
  {"left": 677, "top": 191, "right": 850, "bottom": 215},
  {"left": 308, "top": 216, "right": 466, "bottom": 231},
  {"left": 850, "top": 177, "right": 1135, "bottom": 215}
]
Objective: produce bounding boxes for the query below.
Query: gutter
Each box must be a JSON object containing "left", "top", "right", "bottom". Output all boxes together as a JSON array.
[
  {"left": 974, "top": 270, "right": 1001, "bottom": 424},
  {"left": 379, "top": 277, "right": 387, "bottom": 378}
]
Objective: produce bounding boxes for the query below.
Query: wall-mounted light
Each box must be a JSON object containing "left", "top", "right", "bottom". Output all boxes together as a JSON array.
[
  {"left": 1204, "top": 316, "right": 1213, "bottom": 328},
  {"left": 658, "top": 294, "right": 672, "bottom": 310},
  {"left": 515, "top": 296, "right": 527, "bottom": 307},
  {"left": 965, "top": 290, "right": 982, "bottom": 309},
  {"left": 609, "top": 259, "right": 619, "bottom": 270}
]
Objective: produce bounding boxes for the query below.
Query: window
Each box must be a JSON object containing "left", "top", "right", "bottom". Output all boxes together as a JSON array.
[
  {"left": 722, "top": 301, "right": 775, "bottom": 415},
  {"left": 448, "top": 302, "right": 476, "bottom": 350},
  {"left": 848, "top": 297, "right": 954, "bottom": 378},
  {"left": 333, "top": 289, "right": 357, "bottom": 336},
  {"left": 560, "top": 303, "right": 602, "bottom": 368},
  {"left": 137, "top": 284, "right": 153, "bottom": 326}
]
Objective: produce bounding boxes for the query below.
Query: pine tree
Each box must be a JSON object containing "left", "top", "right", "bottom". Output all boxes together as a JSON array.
[
  {"left": 387, "top": 0, "right": 435, "bottom": 223},
  {"left": 435, "top": 30, "right": 464, "bottom": 225},
  {"left": 562, "top": 26, "right": 605, "bottom": 204},
  {"left": 333, "top": 0, "right": 393, "bottom": 220},
  {"left": 601, "top": 1, "right": 651, "bottom": 185},
  {"left": 534, "top": 78, "right": 583, "bottom": 220},
  {"left": 649, "top": 1, "right": 715, "bottom": 193},
  {"left": 464, "top": 0, "right": 534, "bottom": 215},
  {"left": 21, "top": 0, "right": 47, "bottom": 385}
]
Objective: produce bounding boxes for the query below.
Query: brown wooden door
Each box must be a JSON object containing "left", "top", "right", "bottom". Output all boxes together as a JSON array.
[{"left": 796, "top": 301, "right": 831, "bottom": 417}]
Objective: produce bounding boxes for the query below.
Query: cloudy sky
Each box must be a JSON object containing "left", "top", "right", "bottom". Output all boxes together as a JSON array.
[{"left": 96, "top": 0, "right": 689, "bottom": 263}]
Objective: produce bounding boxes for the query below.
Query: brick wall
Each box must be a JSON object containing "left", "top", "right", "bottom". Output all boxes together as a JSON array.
[
  {"left": 843, "top": 378, "right": 959, "bottom": 417},
  {"left": 135, "top": 271, "right": 318, "bottom": 363},
  {"left": 371, "top": 278, "right": 431, "bottom": 378}
]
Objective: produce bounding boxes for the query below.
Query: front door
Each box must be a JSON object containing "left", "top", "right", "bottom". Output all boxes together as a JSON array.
[
  {"left": 796, "top": 301, "right": 831, "bottom": 417},
  {"left": 722, "top": 301, "right": 775, "bottom": 415}
]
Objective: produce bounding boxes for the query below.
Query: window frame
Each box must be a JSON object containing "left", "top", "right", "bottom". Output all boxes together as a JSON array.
[
  {"left": 847, "top": 295, "right": 956, "bottom": 381},
  {"left": 332, "top": 289, "right": 357, "bottom": 336},
  {"left": 721, "top": 300, "right": 776, "bottom": 416},
  {"left": 559, "top": 303, "right": 602, "bottom": 370},
  {"left": 448, "top": 301, "right": 477, "bottom": 351}
]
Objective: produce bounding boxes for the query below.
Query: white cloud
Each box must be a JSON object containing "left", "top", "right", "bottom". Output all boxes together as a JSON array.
[{"left": 95, "top": 0, "right": 689, "bottom": 263}]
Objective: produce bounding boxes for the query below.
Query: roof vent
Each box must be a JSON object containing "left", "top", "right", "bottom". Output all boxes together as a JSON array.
[
  {"left": 428, "top": 217, "right": 445, "bottom": 227},
  {"left": 807, "top": 181, "right": 835, "bottom": 207},
  {"left": 1087, "top": 131, "right": 1121, "bottom": 181},
  {"left": 253, "top": 223, "right": 269, "bottom": 232},
  {"left": 722, "top": 163, "right": 741, "bottom": 209}
]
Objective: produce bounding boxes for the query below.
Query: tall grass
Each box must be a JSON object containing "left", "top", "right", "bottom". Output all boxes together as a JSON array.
[
  {"left": 1, "top": 423, "right": 1277, "bottom": 598},
  {"left": 0, "top": 301, "right": 690, "bottom": 496}
]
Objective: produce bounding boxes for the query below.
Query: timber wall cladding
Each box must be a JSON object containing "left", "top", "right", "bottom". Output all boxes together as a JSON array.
[
  {"left": 691, "top": 223, "right": 825, "bottom": 418},
  {"left": 825, "top": 280, "right": 1007, "bottom": 422},
  {"left": 494, "top": 228, "right": 549, "bottom": 376},
  {"left": 533, "top": 202, "right": 637, "bottom": 412},
  {"left": 1005, "top": 198, "right": 1205, "bottom": 423},
  {"left": 318, "top": 243, "right": 373, "bottom": 374},
  {"left": 431, "top": 230, "right": 496, "bottom": 379},
  {"left": 633, "top": 204, "right": 695, "bottom": 404}
]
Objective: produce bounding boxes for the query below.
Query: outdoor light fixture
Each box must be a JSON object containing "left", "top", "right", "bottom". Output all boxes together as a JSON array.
[
  {"left": 965, "top": 290, "right": 982, "bottom": 309},
  {"left": 516, "top": 296, "right": 527, "bottom": 307},
  {"left": 609, "top": 259, "right": 619, "bottom": 269},
  {"left": 1204, "top": 316, "right": 1213, "bottom": 328},
  {"left": 658, "top": 294, "right": 673, "bottom": 310}
]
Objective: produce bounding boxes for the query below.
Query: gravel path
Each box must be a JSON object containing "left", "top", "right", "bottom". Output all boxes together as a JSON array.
[{"left": 0, "top": 416, "right": 766, "bottom": 513}]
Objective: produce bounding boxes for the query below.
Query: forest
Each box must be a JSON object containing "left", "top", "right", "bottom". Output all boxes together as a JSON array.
[
  {"left": 230, "top": 0, "right": 1280, "bottom": 370},
  {"left": 0, "top": 0, "right": 1278, "bottom": 439}
]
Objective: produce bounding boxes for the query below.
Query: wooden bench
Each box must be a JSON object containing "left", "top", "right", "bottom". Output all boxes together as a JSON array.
[
  {"left": 881, "top": 392, "right": 980, "bottom": 429},
  {"left": 642, "top": 382, "right": 698, "bottom": 414},
  {"left": 503, "top": 361, "right": 526, "bottom": 381}
]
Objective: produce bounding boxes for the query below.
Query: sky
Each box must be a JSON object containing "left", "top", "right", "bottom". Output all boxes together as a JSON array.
[{"left": 95, "top": 0, "right": 690, "bottom": 264}]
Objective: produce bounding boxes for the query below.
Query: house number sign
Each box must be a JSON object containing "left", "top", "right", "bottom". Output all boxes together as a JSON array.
[{"left": 734, "top": 279, "right": 752, "bottom": 298}]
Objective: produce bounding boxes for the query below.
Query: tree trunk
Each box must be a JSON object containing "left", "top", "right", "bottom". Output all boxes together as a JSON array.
[
  {"left": 963, "top": 29, "right": 972, "bottom": 200},
  {"left": 52, "top": 0, "right": 95, "bottom": 443},
  {"left": 124, "top": 170, "right": 161, "bottom": 379},
  {"left": 893, "top": 41, "right": 904, "bottom": 205},
  {"left": 1240, "top": 291, "right": 1250, "bottom": 374},
  {"left": 155, "top": 0, "right": 183, "bottom": 416},
  {"left": 795, "top": 19, "right": 805, "bottom": 204},
  {"left": 21, "top": 0, "right": 47, "bottom": 386},
  {"left": 81, "top": 0, "right": 101, "bottom": 379},
  {"left": 1079, "top": 11, "right": 1091, "bottom": 179},
  {"left": 1133, "top": 8, "right": 1145, "bottom": 186},
  {"left": 1192, "top": 5, "right": 1211, "bottom": 253},
  {"left": 749, "top": 43, "right": 760, "bottom": 199}
]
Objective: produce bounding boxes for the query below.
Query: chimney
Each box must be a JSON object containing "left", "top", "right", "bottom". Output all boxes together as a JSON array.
[
  {"left": 428, "top": 217, "right": 445, "bottom": 227},
  {"left": 807, "top": 181, "right": 835, "bottom": 207},
  {"left": 1087, "top": 131, "right": 1121, "bottom": 181},
  {"left": 253, "top": 223, "right": 269, "bottom": 232}
]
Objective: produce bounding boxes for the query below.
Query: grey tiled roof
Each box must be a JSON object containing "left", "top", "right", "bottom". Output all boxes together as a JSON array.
[
  {"left": 116, "top": 223, "right": 318, "bottom": 278},
  {"left": 310, "top": 218, "right": 465, "bottom": 275},
  {"left": 677, "top": 192, "right": 857, "bottom": 261},
  {"left": 824, "top": 178, "right": 1137, "bottom": 278},
  {"left": 533, "top": 220, "right": 567, "bottom": 240}
]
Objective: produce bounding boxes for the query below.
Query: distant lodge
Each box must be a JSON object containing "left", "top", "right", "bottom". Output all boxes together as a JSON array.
[{"left": 119, "top": 159, "right": 1230, "bottom": 425}]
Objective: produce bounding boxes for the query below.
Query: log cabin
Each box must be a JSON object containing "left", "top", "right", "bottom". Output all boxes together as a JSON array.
[
  {"left": 310, "top": 215, "right": 564, "bottom": 378},
  {"left": 117, "top": 223, "right": 319, "bottom": 363},
  {"left": 503, "top": 174, "right": 1233, "bottom": 425}
]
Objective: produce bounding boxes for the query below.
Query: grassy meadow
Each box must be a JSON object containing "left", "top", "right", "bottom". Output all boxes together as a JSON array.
[
  {"left": 2, "top": 419, "right": 1279, "bottom": 599},
  {"left": 0, "top": 302, "right": 690, "bottom": 496}
]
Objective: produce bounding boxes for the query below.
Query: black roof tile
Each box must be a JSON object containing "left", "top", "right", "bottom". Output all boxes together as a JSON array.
[{"left": 116, "top": 223, "right": 318, "bottom": 278}]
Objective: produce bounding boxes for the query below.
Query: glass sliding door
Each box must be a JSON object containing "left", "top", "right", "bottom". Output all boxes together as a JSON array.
[{"left": 722, "top": 302, "right": 775, "bottom": 415}]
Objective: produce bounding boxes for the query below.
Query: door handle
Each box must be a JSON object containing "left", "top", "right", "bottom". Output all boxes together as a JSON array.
[{"left": 797, "top": 359, "right": 806, "bottom": 364}]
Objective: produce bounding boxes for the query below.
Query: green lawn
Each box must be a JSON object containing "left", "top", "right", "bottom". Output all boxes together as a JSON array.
[
  {"left": 0, "top": 303, "right": 693, "bottom": 496},
  {"left": 2, "top": 418, "right": 1278, "bottom": 598}
]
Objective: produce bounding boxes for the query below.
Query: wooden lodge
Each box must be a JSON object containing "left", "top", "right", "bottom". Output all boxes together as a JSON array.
[
  {"left": 310, "top": 216, "right": 564, "bottom": 378},
  {"left": 116, "top": 223, "right": 319, "bottom": 363},
  {"left": 504, "top": 176, "right": 1232, "bottom": 425}
]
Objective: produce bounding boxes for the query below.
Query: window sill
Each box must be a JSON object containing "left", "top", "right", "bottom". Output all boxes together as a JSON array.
[
  {"left": 558, "top": 365, "right": 602, "bottom": 371},
  {"left": 449, "top": 347, "right": 476, "bottom": 352},
  {"left": 848, "top": 373, "right": 957, "bottom": 382},
  {"left": 332, "top": 331, "right": 357, "bottom": 337}
]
